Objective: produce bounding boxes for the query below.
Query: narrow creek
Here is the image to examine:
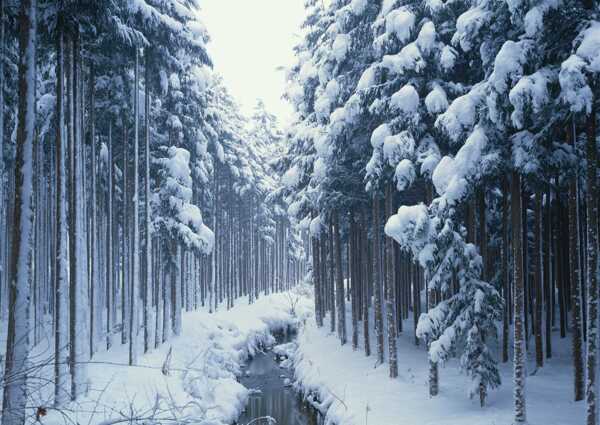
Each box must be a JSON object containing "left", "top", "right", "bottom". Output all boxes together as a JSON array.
[{"left": 236, "top": 331, "right": 322, "bottom": 425}]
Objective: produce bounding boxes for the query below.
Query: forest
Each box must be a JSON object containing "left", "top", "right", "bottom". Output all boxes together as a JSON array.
[{"left": 0, "top": 0, "right": 599, "bottom": 425}]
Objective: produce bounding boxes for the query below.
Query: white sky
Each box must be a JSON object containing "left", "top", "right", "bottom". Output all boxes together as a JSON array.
[{"left": 198, "top": 0, "right": 306, "bottom": 125}]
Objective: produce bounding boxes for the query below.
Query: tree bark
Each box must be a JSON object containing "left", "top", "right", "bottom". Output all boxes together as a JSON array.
[
  {"left": 544, "top": 183, "right": 552, "bottom": 359},
  {"left": 129, "top": 48, "right": 140, "bottom": 365},
  {"left": 373, "top": 196, "right": 384, "bottom": 365},
  {"left": 106, "top": 122, "right": 113, "bottom": 350},
  {"left": 0, "top": 0, "right": 4, "bottom": 315},
  {"left": 361, "top": 209, "right": 371, "bottom": 357},
  {"left": 502, "top": 177, "right": 510, "bottom": 363},
  {"left": 69, "top": 31, "right": 89, "bottom": 401},
  {"left": 385, "top": 184, "right": 398, "bottom": 378},
  {"left": 585, "top": 108, "right": 599, "bottom": 425},
  {"left": 312, "top": 220, "right": 323, "bottom": 327},
  {"left": 89, "top": 63, "right": 97, "bottom": 357},
  {"left": 556, "top": 190, "right": 567, "bottom": 338},
  {"left": 567, "top": 124, "right": 585, "bottom": 402},
  {"left": 326, "top": 224, "right": 335, "bottom": 333},
  {"left": 512, "top": 171, "right": 527, "bottom": 424},
  {"left": 534, "top": 190, "right": 544, "bottom": 368},
  {"left": 143, "top": 53, "right": 153, "bottom": 354},
  {"left": 351, "top": 212, "right": 359, "bottom": 350},
  {"left": 333, "top": 211, "right": 346, "bottom": 345},
  {"left": 121, "top": 123, "right": 129, "bottom": 345},
  {"left": 54, "top": 17, "right": 69, "bottom": 407},
  {"left": 1, "top": 1, "right": 36, "bottom": 422}
]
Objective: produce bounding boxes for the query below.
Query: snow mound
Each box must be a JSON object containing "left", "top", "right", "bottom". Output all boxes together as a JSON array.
[{"left": 40, "top": 292, "right": 313, "bottom": 425}]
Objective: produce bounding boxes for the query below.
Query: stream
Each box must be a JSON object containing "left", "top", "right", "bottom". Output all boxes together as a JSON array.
[{"left": 236, "top": 332, "right": 321, "bottom": 425}]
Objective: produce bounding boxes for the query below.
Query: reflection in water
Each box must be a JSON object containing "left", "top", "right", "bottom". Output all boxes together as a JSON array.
[{"left": 237, "top": 344, "right": 321, "bottom": 425}]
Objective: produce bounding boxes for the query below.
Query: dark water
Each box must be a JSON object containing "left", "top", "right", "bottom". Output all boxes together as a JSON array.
[{"left": 236, "top": 334, "right": 321, "bottom": 425}]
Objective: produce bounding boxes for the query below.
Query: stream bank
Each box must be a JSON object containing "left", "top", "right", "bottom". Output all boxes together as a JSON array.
[{"left": 236, "top": 330, "right": 322, "bottom": 425}]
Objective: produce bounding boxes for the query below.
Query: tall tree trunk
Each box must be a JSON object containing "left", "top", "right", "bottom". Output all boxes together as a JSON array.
[
  {"left": 534, "top": 190, "right": 544, "bottom": 368},
  {"left": 427, "top": 279, "right": 438, "bottom": 397},
  {"left": 394, "top": 241, "right": 402, "bottom": 334},
  {"left": 210, "top": 164, "right": 218, "bottom": 313},
  {"left": 0, "top": 0, "right": 4, "bottom": 314},
  {"left": 312, "top": 216, "right": 323, "bottom": 327},
  {"left": 143, "top": 53, "right": 152, "bottom": 354},
  {"left": 351, "top": 213, "right": 359, "bottom": 350},
  {"left": 106, "top": 122, "right": 113, "bottom": 350},
  {"left": 512, "top": 171, "right": 527, "bottom": 424},
  {"left": 89, "top": 64, "right": 97, "bottom": 357},
  {"left": 162, "top": 243, "right": 171, "bottom": 342},
  {"left": 155, "top": 240, "right": 163, "bottom": 347},
  {"left": 361, "top": 209, "right": 371, "bottom": 357},
  {"left": 585, "top": 107, "right": 599, "bottom": 425},
  {"left": 412, "top": 260, "right": 419, "bottom": 346},
  {"left": 477, "top": 187, "right": 490, "bottom": 408},
  {"left": 70, "top": 32, "right": 89, "bottom": 401},
  {"left": 502, "top": 177, "right": 510, "bottom": 363},
  {"left": 426, "top": 185, "right": 438, "bottom": 397},
  {"left": 121, "top": 123, "right": 129, "bottom": 345},
  {"left": 129, "top": 48, "right": 140, "bottom": 365},
  {"left": 556, "top": 189, "right": 567, "bottom": 338},
  {"left": 568, "top": 124, "right": 585, "bottom": 402},
  {"left": 522, "top": 189, "right": 530, "bottom": 349},
  {"left": 326, "top": 225, "right": 335, "bottom": 333},
  {"left": 1, "top": 0, "right": 36, "bottom": 422},
  {"left": 544, "top": 183, "right": 552, "bottom": 359},
  {"left": 172, "top": 242, "right": 182, "bottom": 335},
  {"left": 333, "top": 211, "right": 346, "bottom": 345},
  {"left": 373, "top": 196, "right": 384, "bottom": 365},
  {"left": 385, "top": 184, "right": 398, "bottom": 378},
  {"left": 54, "top": 17, "right": 69, "bottom": 407}
]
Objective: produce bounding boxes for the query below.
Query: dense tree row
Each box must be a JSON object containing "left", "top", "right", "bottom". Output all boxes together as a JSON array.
[
  {"left": 281, "top": 0, "right": 599, "bottom": 423},
  {"left": 0, "top": 2, "right": 302, "bottom": 424}
]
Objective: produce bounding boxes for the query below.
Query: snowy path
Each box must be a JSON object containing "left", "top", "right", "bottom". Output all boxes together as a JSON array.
[
  {"left": 292, "top": 302, "right": 585, "bottom": 425},
  {"left": 38, "top": 289, "right": 313, "bottom": 425}
]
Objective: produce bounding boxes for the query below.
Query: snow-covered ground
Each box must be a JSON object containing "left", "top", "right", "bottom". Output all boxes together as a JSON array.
[
  {"left": 31, "top": 288, "right": 312, "bottom": 425},
  {"left": 4, "top": 287, "right": 584, "bottom": 425},
  {"left": 292, "top": 300, "right": 585, "bottom": 425}
]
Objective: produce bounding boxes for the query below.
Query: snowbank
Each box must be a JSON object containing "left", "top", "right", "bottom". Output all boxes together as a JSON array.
[
  {"left": 35, "top": 289, "right": 312, "bottom": 425},
  {"left": 290, "top": 303, "right": 586, "bottom": 425}
]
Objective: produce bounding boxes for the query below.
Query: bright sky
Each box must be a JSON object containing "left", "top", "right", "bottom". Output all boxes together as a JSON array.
[{"left": 199, "top": 0, "right": 306, "bottom": 125}]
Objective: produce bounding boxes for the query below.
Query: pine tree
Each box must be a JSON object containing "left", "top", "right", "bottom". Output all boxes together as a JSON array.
[
  {"left": 69, "top": 31, "right": 90, "bottom": 400},
  {"left": 129, "top": 47, "right": 140, "bottom": 366},
  {"left": 585, "top": 107, "right": 599, "bottom": 425},
  {"left": 53, "top": 14, "right": 69, "bottom": 407},
  {"left": 143, "top": 52, "right": 153, "bottom": 354},
  {"left": 511, "top": 171, "right": 526, "bottom": 423},
  {"left": 1, "top": 0, "right": 36, "bottom": 422}
]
